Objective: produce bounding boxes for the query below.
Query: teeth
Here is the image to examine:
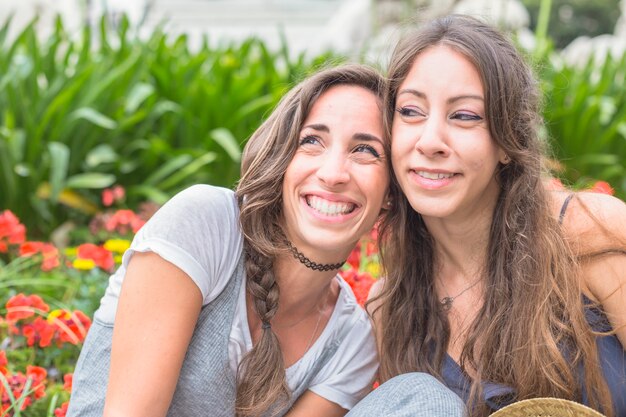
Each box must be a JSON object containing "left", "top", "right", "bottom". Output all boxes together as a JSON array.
[
  {"left": 416, "top": 171, "right": 454, "bottom": 180},
  {"left": 306, "top": 196, "right": 355, "bottom": 216}
]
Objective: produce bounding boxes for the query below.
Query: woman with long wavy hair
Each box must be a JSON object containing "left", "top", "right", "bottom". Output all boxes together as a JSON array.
[
  {"left": 348, "top": 14, "right": 626, "bottom": 417},
  {"left": 67, "top": 64, "right": 391, "bottom": 417}
]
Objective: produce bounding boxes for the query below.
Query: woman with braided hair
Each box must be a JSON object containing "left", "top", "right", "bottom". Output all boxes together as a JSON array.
[{"left": 68, "top": 64, "right": 390, "bottom": 417}]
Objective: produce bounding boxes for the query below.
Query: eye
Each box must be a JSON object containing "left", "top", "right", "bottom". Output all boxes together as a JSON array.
[
  {"left": 353, "top": 144, "right": 381, "bottom": 158},
  {"left": 396, "top": 106, "right": 425, "bottom": 118},
  {"left": 451, "top": 112, "right": 482, "bottom": 121},
  {"left": 299, "top": 135, "right": 321, "bottom": 146}
]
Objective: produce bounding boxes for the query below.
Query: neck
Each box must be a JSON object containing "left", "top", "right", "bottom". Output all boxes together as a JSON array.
[
  {"left": 423, "top": 208, "right": 493, "bottom": 281},
  {"left": 272, "top": 254, "right": 339, "bottom": 318}
]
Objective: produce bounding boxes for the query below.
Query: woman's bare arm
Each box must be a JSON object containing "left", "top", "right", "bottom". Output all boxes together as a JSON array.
[{"left": 103, "top": 251, "right": 203, "bottom": 417}]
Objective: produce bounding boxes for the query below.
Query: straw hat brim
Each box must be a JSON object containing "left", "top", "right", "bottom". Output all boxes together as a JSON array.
[{"left": 490, "top": 397, "right": 606, "bottom": 417}]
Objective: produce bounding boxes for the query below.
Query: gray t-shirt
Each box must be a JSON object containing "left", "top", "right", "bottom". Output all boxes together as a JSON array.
[{"left": 95, "top": 185, "right": 378, "bottom": 409}]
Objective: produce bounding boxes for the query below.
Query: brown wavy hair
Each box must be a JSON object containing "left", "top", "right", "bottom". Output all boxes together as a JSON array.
[
  {"left": 234, "top": 64, "right": 385, "bottom": 417},
  {"left": 373, "top": 15, "right": 614, "bottom": 416}
]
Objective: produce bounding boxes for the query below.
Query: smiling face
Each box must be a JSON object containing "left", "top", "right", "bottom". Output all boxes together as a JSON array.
[
  {"left": 282, "top": 85, "right": 389, "bottom": 261},
  {"left": 391, "top": 45, "right": 507, "bottom": 222}
]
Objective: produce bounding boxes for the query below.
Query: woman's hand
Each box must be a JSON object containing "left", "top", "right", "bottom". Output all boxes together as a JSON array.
[{"left": 103, "top": 251, "right": 203, "bottom": 417}]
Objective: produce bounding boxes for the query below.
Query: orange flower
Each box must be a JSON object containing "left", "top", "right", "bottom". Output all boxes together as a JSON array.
[
  {"left": 0, "top": 210, "right": 26, "bottom": 253},
  {"left": 76, "top": 243, "right": 115, "bottom": 272},
  {"left": 19, "top": 241, "right": 60, "bottom": 271},
  {"left": 6, "top": 294, "right": 50, "bottom": 321}
]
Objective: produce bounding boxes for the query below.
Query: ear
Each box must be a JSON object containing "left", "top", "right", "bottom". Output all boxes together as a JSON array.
[
  {"left": 381, "top": 193, "right": 393, "bottom": 212},
  {"left": 499, "top": 149, "right": 511, "bottom": 164}
]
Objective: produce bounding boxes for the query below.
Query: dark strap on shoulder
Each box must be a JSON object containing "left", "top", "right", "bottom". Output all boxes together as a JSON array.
[{"left": 558, "top": 193, "right": 575, "bottom": 225}]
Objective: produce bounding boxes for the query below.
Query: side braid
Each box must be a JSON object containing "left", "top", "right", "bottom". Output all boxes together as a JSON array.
[
  {"left": 234, "top": 64, "right": 385, "bottom": 416},
  {"left": 235, "top": 248, "right": 290, "bottom": 417}
]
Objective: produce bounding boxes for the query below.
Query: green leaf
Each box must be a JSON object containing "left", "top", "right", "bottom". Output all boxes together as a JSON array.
[
  {"left": 48, "top": 141, "right": 70, "bottom": 202},
  {"left": 209, "top": 128, "right": 241, "bottom": 162},
  {"left": 70, "top": 107, "right": 118, "bottom": 129},
  {"left": 159, "top": 152, "right": 217, "bottom": 190},
  {"left": 128, "top": 184, "right": 171, "bottom": 204},
  {"left": 66, "top": 172, "right": 116, "bottom": 189},
  {"left": 85, "top": 144, "right": 119, "bottom": 168},
  {"left": 144, "top": 154, "right": 193, "bottom": 186},
  {"left": 125, "top": 82, "right": 155, "bottom": 114}
]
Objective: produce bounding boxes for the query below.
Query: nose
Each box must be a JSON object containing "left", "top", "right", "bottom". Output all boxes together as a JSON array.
[
  {"left": 415, "top": 115, "right": 450, "bottom": 158},
  {"left": 316, "top": 150, "right": 350, "bottom": 187}
]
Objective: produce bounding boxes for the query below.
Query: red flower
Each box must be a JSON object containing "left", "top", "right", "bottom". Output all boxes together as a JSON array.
[
  {"left": 62, "top": 374, "right": 73, "bottom": 392},
  {"left": 0, "top": 210, "right": 26, "bottom": 253},
  {"left": 346, "top": 244, "right": 361, "bottom": 270},
  {"left": 5, "top": 294, "right": 50, "bottom": 321},
  {"left": 54, "top": 401, "right": 69, "bottom": 417},
  {"left": 0, "top": 350, "right": 7, "bottom": 375},
  {"left": 589, "top": 180, "right": 614, "bottom": 195},
  {"left": 22, "top": 317, "right": 56, "bottom": 348},
  {"left": 76, "top": 243, "right": 115, "bottom": 271},
  {"left": 105, "top": 209, "right": 145, "bottom": 234},
  {"left": 340, "top": 269, "right": 376, "bottom": 306},
  {"left": 0, "top": 366, "right": 47, "bottom": 414},
  {"left": 19, "top": 241, "right": 60, "bottom": 271},
  {"left": 25, "top": 366, "right": 47, "bottom": 399},
  {"left": 49, "top": 309, "right": 92, "bottom": 345},
  {"left": 102, "top": 185, "right": 125, "bottom": 207}
]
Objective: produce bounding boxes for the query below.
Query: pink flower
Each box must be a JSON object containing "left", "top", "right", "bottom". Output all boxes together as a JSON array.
[{"left": 105, "top": 209, "right": 145, "bottom": 234}]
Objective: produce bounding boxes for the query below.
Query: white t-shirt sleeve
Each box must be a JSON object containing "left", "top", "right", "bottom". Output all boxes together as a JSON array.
[
  {"left": 96, "top": 185, "right": 243, "bottom": 323},
  {"left": 308, "top": 307, "right": 378, "bottom": 410}
]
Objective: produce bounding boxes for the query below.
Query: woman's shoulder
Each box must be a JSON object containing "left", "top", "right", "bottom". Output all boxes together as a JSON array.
[
  {"left": 553, "top": 190, "right": 626, "bottom": 250},
  {"left": 166, "top": 185, "right": 237, "bottom": 214}
]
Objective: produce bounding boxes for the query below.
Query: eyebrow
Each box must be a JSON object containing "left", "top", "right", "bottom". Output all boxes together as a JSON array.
[
  {"left": 354, "top": 133, "right": 384, "bottom": 146},
  {"left": 302, "top": 123, "right": 329, "bottom": 132},
  {"left": 397, "top": 88, "right": 484, "bottom": 104},
  {"left": 302, "top": 124, "right": 384, "bottom": 146}
]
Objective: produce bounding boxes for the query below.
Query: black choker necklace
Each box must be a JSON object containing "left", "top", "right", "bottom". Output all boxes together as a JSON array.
[{"left": 285, "top": 241, "right": 345, "bottom": 272}]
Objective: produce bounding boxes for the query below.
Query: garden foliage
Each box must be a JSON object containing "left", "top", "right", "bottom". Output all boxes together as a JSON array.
[{"left": 0, "top": 14, "right": 340, "bottom": 238}]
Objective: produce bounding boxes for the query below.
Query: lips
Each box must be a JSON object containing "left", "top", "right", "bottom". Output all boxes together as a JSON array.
[
  {"left": 305, "top": 195, "right": 356, "bottom": 216},
  {"left": 408, "top": 168, "right": 458, "bottom": 190}
]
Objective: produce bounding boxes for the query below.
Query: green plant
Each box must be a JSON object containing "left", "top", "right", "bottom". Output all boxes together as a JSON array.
[
  {"left": 539, "top": 51, "right": 626, "bottom": 199},
  {"left": 0, "top": 14, "right": 342, "bottom": 238}
]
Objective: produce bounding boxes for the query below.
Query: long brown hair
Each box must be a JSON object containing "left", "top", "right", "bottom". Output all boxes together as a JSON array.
[
  {"left": 234, "top": 64, "right": 385, "bottom": 417},
  {"left": 374, "top": 15, "right": 614, "bottom": 416}
]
